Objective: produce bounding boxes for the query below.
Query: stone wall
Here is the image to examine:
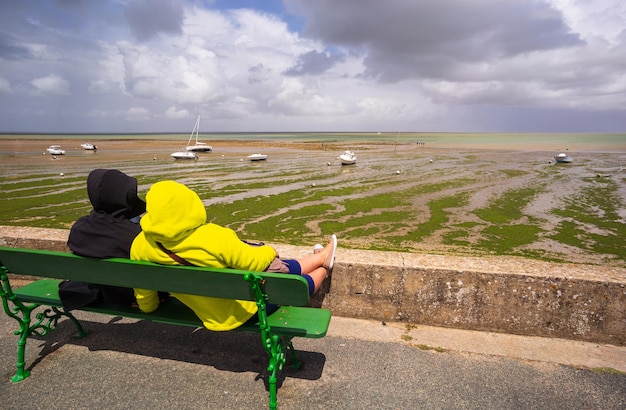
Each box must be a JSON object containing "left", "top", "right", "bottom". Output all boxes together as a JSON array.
[
  {"left": 316, "top": 262, "right": 625, "bottom": 346},
  {"left": 2, "top": 226, "right": 625, "bottom": 345}
]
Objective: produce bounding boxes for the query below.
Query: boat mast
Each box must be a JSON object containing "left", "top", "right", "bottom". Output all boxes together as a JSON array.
[
  {"left": 394, "top": 131, "right": 400, "bottom": 154},
  {"left": 194, "top": 116, "right": 200, "bottom": 144},
  {"left": 186, "top": 115, "right": 201, "bottom": 146}
]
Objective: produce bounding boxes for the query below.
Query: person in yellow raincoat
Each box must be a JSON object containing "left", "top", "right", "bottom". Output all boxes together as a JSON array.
[{"left": 131, "top": 180, "right": 337, "bottom": 331}]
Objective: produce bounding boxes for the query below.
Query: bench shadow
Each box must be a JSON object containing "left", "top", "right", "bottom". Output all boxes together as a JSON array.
[{"left": 28, "top": 316, "right": 326, "bottom": 391}]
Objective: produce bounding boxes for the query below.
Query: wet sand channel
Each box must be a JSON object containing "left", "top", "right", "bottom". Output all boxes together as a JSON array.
[{"left": 1, "top": 138, "right": 625, "bottom": 268}]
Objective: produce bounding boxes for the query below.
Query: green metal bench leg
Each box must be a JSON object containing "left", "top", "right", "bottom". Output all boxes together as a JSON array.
[
  {"left": 245, "top": 273, "right": 284, "bottom": 409},
  {"left": 1, "top": 269, "right": 88, "bottom": 382},
  {"left": 285, "top": 337, "right": 301, "bottom": 370},
  {"left": 265, "top": 336, "right": 300, "bottom": 409},
  {"left": 52, "top": 306, "right": 88, "bottom": 338},
  {"left": 1, "top": 270, "right": 35, "bottom": 382},
  {"left": 7, "top": 306, "right": 87, "bottom": 382},
  {"left": 267, "top": 334, "right": 285, "bottom": 410},
  {"left": 268, "top": 365, "right": 278, "bottom": 410},
  {"left": 12, "top": 309, "right": 32, "bottom": 382}
]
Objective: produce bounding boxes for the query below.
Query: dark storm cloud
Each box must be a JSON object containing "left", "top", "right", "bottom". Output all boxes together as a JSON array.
[
  {"left": 0, "top": 33, "right": 33, "bottom": 59},
  {"left": 0, "top": 1, "right": 125, "bottom": 51},
  {"left": 284, "top": 50, "right": 344, "bottom": 76},
  {"left": 125, "top": 0, "right": 184, "bottom": 41},
  {"left": 287, "top": 0, "right": 584, "bottom": 82}
]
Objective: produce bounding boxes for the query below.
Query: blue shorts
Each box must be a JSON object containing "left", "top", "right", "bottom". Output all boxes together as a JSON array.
[{"left": 266, "top": 258, "right": 315, "bottom": 295}]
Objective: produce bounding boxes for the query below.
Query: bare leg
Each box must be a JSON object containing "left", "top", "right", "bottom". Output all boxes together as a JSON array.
[
  {"left": 296, "top": 238, "right": 335, "bottom": 273},
  {"left": 295, "top": 236, "right": 336, "bottom": 293},
  {"left": 306, "top": 266, "right": 328, "bottom": 293}
]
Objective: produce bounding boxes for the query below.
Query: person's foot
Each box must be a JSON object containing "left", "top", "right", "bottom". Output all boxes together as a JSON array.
[
  {"left": 313, "top": 243, "right": 324, "bottom": 254},
  {"left": 322, "top": 234, "right": 337, "bottom": 272}
]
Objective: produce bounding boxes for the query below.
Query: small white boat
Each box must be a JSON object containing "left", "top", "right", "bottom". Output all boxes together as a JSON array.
[
  {"left": 46, "top": 145, "right": 65, "bottom": 155},
  {"left": 554, "top": 153, "right": 573, "bottom": 163},
  {"left": 185, "top": 116, "right": 212, "bottom": 152},
  {"left": 339, "top": 150, "right": 357, "bottom": 165},
  {"left": 247, "top": 153, "right": 268, "bottom": 161},
  {"left": 81, "top": 143, "right": 97, "bottom": 150},
  {"left": 171, "top": 151, "right": 198, "bottom": 160}
]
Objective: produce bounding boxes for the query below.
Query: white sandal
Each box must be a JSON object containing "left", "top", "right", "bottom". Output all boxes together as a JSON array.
[{"left": 323, "top": 234, "right": 337, "bottom": 271}]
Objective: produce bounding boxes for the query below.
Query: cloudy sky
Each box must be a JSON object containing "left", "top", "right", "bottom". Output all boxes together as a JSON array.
[{"left": 1, "top": 0, "right": 625, "bottom": 133}]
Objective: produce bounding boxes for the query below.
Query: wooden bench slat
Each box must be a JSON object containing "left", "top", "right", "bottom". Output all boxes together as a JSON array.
[
  {"left": 14, "top": 279, "right": 331, "bottom": 338},
  {"left": 0, "top": 247, "right": 310, "bottom": 306}
]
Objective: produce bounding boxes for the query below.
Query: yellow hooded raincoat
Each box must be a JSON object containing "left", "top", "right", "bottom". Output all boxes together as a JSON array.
[{"left": 130, "top": 180, "right": 277, "bottom": 331}]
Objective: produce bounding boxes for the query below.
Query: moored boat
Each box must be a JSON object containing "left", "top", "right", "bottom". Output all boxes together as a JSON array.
[
  {"left": 186, "top": 142, "right": 212, "bottom": 152},
  {"left": 247, "top": 153, "right": 268, "bottom": 161},
  {"left": 172, "top": 116, "right": 211, "bottom": 158},
  {"left": 339, "top": 150, "right": 357, "bottom": 165},
  {"left": 554, "top": 153, "right": 573, "bottom": 163},
  {"left": 81, "top": 143, "right": 97, "bottom": 150},
  {"left": 171, "top": 151, "right": 198, "bottom": 160},
  {"left": 185, "top": 116, "right": 212, "bottom": 152},
  {"left": 46, "top": 145, "right": 65, "bottom": 155}
]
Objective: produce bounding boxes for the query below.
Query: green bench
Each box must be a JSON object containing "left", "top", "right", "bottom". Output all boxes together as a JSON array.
[{"left": 0, "top": 246, "right": 331, "bottom": 409}]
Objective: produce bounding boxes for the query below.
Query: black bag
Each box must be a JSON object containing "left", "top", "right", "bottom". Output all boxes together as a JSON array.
[
  {"left": 59, "top": 281, "right": 137, "bottom": 310},
  {"left": 58, "top": 280, "right": 101, "bottom": 311}
]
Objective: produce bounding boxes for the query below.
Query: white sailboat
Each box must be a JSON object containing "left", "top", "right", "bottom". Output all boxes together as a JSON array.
[
  {"left": 185, "top": 116, "right": 212, "bottom": 152},
  {"left": 171, "top": 116, "right": 206, "bottom": 159}
]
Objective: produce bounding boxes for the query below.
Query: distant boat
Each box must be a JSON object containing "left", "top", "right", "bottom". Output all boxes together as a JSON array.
[
  {"left": 247, "top": 153, "right": 268, "bottom": 161},
  {"left": 81, "top": 143, "right": 97, "bottom": 150},
  {"left": 171, "top": 151, "right": 198, "bottom": 160},
  {"left": 185, "top": 116, "right": 212, "bottom": 152},
  {"left": 554, "top": 153, "right": 573, "bottom": 163},
  {"left": 46, "top": 145, "right": 65, "bottom": 155},
  {"left": 171, "top": 116, "right": 206, "bottom": 159},
  {"left": 339, "top": 150, "right": 357, "bottom": 165}
]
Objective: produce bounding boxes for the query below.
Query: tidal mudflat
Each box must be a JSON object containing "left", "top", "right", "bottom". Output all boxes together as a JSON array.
[{"left": 1, "top": 137, "right": 625, "bottom": 268}]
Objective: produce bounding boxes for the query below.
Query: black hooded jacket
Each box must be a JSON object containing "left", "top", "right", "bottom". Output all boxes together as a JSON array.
[
  {"left": 67, "top": 169, "right": 146, "bottom": 258},
  {"left": 61, "top": 169, "right": 146, "bottom": 309}
]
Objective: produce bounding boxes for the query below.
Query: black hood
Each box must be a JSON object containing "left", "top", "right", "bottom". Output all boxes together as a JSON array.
[{"left": 86, "top": 169, "right": 146, "bottom": 218}]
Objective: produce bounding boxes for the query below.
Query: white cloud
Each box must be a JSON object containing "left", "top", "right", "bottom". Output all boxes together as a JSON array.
[
  {"left": 165, "top": 106, "right": 191, "bottom": 119},
  {"left": 125, "top": 106, "right": 151, "bottom": 120},
  {"left": 548, "top": 0, "right": 626, "bottom": 43},
  {"left": 30, "top": 74, "right": 70, "bottom": 95},
  {"left": 0, "top": 77, "right": 12, "bottom": 93},
  {"left": 268, "top": 77, "right": 347, "bottom": 116},
  {"left": 89, "top": 42, "right": 126, "bottom": 95},
  {"left": 84, "top": 5, "right": 328, "bottom": 122}
]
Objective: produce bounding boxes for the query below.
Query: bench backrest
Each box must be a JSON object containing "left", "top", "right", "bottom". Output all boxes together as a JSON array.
[{"left": 0, "top": 247, "right": 311, "bottom": 306}]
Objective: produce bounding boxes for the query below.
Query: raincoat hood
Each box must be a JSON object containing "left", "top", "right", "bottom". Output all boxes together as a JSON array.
[
  {"left": 87, "top": 169, "right": 146, "bottom": 218},
  {"left": 140, "top": 180, "right": 207, "bottom": 243}
]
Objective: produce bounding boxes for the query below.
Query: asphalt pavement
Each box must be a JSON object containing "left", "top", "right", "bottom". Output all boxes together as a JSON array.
[{"left": 1, "top": 310, "right": 624, "bottom": 409}]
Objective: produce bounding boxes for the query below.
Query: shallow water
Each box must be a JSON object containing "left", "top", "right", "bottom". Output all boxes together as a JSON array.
[{"left": 2, "top": 131, "right": 625, "bottom": 151}]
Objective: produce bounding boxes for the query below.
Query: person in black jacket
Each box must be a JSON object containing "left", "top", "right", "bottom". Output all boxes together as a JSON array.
[{"left": 60, "top": 169, "right": 147, "bottom": 309}]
